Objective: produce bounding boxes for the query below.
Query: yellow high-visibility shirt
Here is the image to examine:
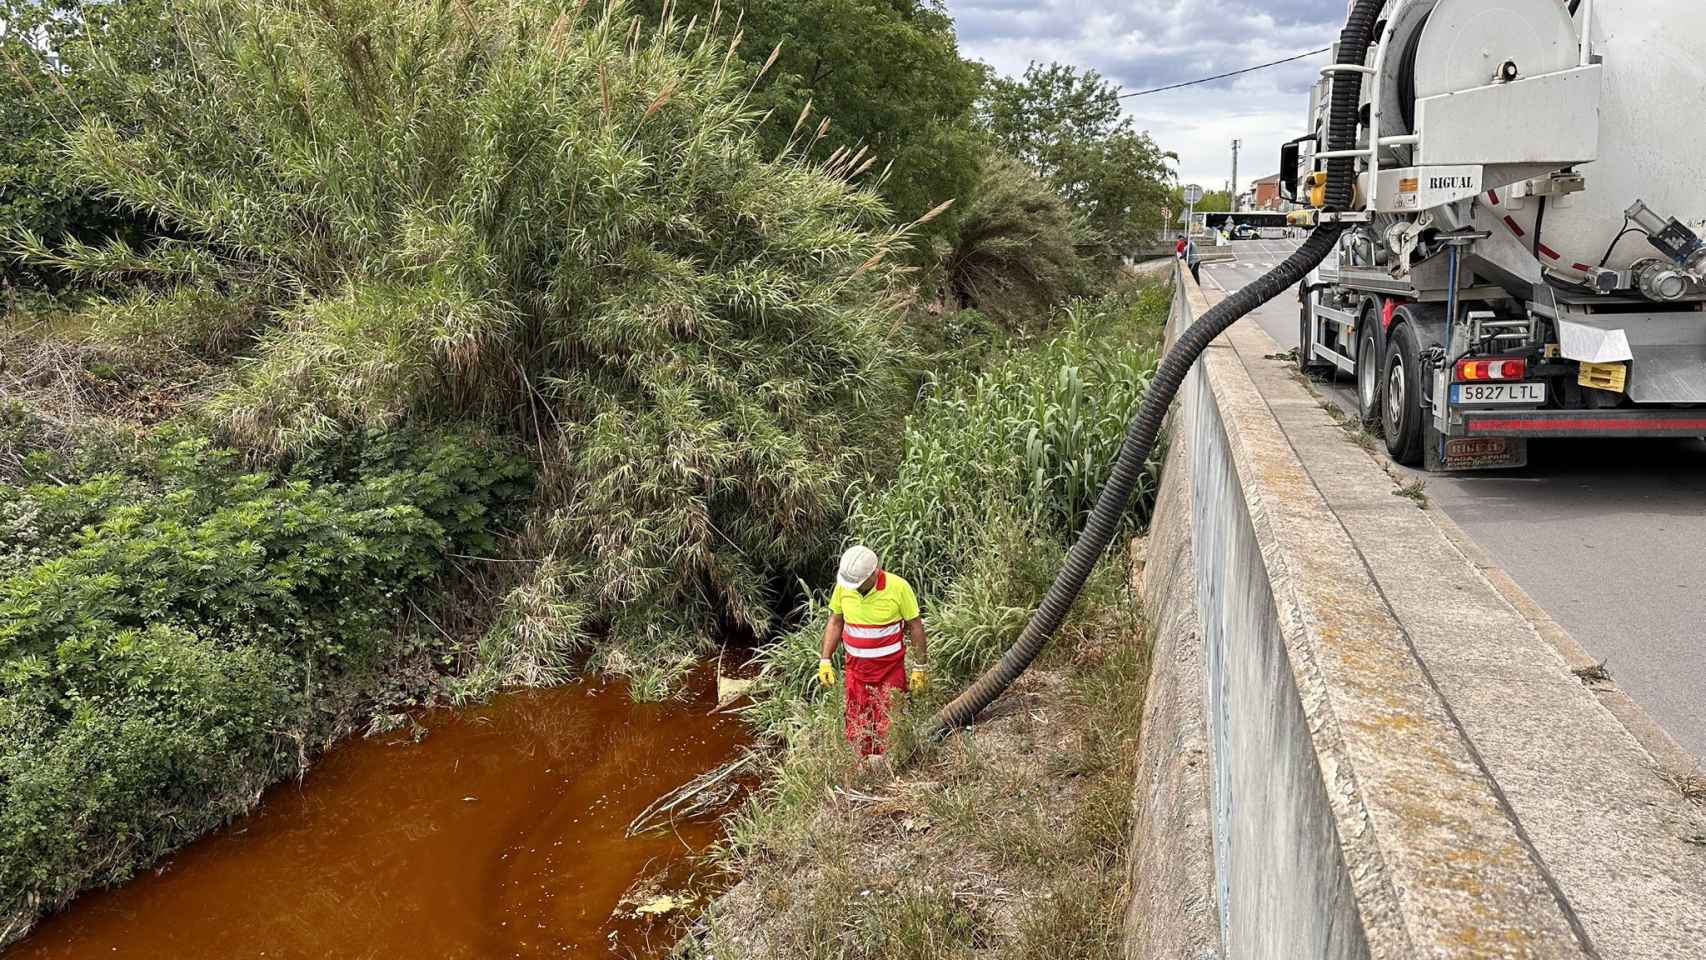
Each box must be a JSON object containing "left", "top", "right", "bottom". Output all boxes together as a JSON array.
[{"left": 830, "top": 570, "right": 920, "bottom": 660}]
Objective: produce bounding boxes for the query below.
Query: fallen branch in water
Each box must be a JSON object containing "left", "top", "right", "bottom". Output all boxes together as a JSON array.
[{"left": 626, "top": 752, "right": 760, "bottom": 837}]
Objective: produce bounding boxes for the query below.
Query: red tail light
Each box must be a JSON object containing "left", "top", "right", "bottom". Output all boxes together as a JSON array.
[{"left": 1455, "top": 358, "right": 1528, "bottom": 381}]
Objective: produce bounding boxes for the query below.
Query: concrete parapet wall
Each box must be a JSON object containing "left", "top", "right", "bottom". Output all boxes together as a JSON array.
[
  {"left": 1122, "top": 279, "right": 1220, "bottom": 960},
  {"left": 1125, "top": 266, "right": 1706, "bottom": 959}
]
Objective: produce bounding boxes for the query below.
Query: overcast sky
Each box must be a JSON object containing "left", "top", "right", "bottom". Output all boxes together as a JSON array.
[{"left": 947, "top": 0, "right": 1347, "bottom": 194}]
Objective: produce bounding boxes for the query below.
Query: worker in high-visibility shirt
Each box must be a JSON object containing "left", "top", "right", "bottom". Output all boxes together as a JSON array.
[{"left": 817, "top": 545, "right": 929, "bottom": 758}]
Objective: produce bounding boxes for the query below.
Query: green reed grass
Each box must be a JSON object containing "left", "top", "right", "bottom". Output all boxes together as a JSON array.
[{"left": 744, "top": 278, "right": 1168, "bottom": 737}]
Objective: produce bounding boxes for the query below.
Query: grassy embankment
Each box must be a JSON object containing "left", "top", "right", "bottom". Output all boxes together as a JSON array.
[{"left": 686, "top": 278, "right": 1170, "bottom": 959}]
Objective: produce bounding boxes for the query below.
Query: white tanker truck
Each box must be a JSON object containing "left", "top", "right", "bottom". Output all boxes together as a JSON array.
[{"left": 1287, "top": 0, "right": 1706, "bottom": 470}]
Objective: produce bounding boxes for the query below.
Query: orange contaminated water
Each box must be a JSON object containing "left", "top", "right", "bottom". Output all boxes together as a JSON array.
[{"left": 9, "top": 670, "right": 749, "bottom": 960}]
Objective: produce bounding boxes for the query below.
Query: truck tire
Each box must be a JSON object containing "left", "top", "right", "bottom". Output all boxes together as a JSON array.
[
  {"left": 1383, "top": 322, "right": 1425, "bottom": 466},
  {"left": 1356, "top": 318, "right": 1382, "bottom": 426}
]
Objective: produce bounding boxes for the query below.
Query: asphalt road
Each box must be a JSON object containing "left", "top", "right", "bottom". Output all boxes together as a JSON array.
[{"left": 1202, "top": 240, "right": 1706, "bottom": 760}]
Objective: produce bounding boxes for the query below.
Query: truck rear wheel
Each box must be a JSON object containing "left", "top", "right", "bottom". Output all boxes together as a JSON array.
[
  {"left": 1356, "top": 319, "right": 1382, "bottom": 426},
  {"left": 1383, "top": 323, "right": 1425, "bottom": 466}
]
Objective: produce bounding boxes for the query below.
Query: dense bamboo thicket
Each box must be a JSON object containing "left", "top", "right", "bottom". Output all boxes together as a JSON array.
[
  {"left": 937, "top": 154, "right": 1087, "bottom": 333},
  {"left": 22, "top": 0, "right": 935, "bottom": 693}
]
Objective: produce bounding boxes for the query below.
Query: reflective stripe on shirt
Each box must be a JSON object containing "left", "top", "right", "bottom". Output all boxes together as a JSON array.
[
  {"left": 846, "top": 640, "right": 904, "bottom": 659},
  {"left": 844, "top": 622, "right": 903, "bottom": 641},
  {"left": 831, "top": 569, "right": 918, "bottom": 662},
  {"left": 844, "top": 620, "right": 904, "bottom": 659}
]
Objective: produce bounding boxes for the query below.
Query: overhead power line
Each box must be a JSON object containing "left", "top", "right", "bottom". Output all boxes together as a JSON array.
[{"left": 1118, "top": 47, "right": 1332, "bottom": 99}]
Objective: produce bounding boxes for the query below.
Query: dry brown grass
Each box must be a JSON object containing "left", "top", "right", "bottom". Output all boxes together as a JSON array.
[
  {"left": 0, "top": 306, "right": 236, "bottom": 483},
  {"left": 1667, "top": 771, "right": 1706, "bottom": 806},
  {"left": 0, "top": 312, "right": 226, "bottom": 468}
]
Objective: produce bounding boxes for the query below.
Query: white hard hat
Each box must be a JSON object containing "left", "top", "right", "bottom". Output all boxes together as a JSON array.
[{"left": 837, "top": 545, "right": 880, "bottom": 591}]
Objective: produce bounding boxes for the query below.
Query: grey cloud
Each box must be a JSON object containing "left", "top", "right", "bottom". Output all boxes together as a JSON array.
[
  {"left": 951, "top": 0, "right": 1345, "bottom": 87},
  {"left": 947, "top": 0, "right": 1348, "bottom": 184}
]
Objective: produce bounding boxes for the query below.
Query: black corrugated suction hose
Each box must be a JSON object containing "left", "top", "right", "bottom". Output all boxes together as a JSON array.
[{"left": 925, "top": 0, "right": 1384, "bottom": 739}]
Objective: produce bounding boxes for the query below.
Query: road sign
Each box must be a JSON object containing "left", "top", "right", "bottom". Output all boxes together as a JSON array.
[{"left": 1182, "top": 183, "right": 1205, "bottom": 205}]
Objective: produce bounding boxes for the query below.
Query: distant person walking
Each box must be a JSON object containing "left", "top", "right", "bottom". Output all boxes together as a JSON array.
[
  {"left": 818, "top": 545, "right": 930, "bottom": 759},
  {"left": 1179, "top": 234, "right": 1202, "bottom": 285}
]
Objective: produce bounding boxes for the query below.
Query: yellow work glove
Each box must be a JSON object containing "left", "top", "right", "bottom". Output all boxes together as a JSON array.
[
  {"left": 909, "top": 664, "right": 930, "bottom": 693},
  {"left": 817, "top": 659, "right": 836, "bottom": 688}
]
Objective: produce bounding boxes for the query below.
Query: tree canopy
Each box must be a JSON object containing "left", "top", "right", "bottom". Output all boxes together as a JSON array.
[
  {"left": 1170, "top": 186, "right": 1234, "bottom": 216},
  {"left": 628, "top": 0, "right": 983, "bottom": 240},
  {"left": 980, "top": 62, "right": 1176, "bottom": 258}
]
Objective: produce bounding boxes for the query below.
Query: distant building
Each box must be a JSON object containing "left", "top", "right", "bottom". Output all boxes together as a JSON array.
[{"left": 1252, "top": 174, "right": 1289, "bottom": 211}]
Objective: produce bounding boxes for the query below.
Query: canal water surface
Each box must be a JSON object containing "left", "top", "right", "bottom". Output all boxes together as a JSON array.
[{"left": 11, "top": 670, "right": 749, "bottom": 959}]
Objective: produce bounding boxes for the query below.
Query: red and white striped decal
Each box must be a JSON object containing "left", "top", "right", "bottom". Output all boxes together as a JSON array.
[
  {"left": 1487, "top": 191, "right": 1575, "bottom": 270},
  {"left": 844, "top": 621, "right": 904, "bottom": 659}
]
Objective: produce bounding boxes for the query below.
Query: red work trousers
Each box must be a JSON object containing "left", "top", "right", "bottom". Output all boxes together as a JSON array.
[{"left": 844, "top": 651, "right": 906, "bottom": 758}]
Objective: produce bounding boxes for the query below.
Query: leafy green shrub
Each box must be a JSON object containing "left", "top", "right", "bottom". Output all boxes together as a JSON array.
[
  {"left": 937, "top": 155, "right": 1086, "bottom": 333},
  {"left": 2, "top": 440, "right": 520, "bottom": 663},
  {"left": 1, "top": 626, "right": 295, "bottom": 901},
  {"left": 17, "top": 0, "right": 931, "bottom": 689},
  {"left": 0, "top": 427, "right": 529, "bottom": 939}
]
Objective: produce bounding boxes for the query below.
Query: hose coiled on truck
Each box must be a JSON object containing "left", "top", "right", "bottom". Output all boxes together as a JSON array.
[{"left": 925, "top": 0, "right": 1384, "bottom": 739}]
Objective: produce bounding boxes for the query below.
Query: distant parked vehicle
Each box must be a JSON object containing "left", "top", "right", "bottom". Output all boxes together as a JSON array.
[{"left": 1205, "top": 211, "right": 1290, "bottom": 241}]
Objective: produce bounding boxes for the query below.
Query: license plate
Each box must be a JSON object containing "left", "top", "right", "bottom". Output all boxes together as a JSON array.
[
  {"left": 1442, "top": 437, "right": 1525, "bottom": 471},
  {"left": 1451, "top": 382, "right": 1546, "bottom": 406}
]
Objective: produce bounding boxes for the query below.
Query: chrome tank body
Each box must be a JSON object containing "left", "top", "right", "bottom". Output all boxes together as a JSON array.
[{"left": 1450, "top": 0, "right": 1706, "bottom": 276}]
